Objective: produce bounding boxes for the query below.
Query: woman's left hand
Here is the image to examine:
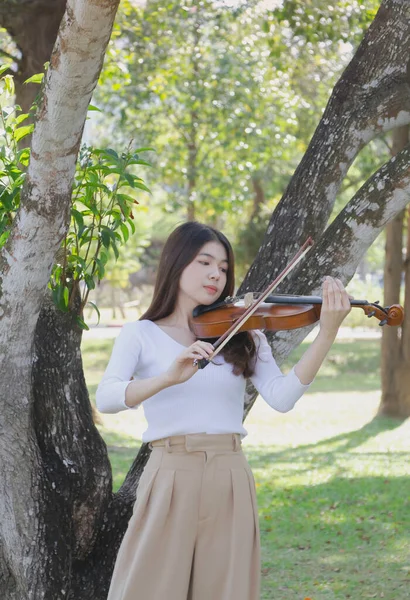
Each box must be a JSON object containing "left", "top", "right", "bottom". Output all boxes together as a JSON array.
[{"left": 319, "top": 276, "right": 352, "bottom": 338}]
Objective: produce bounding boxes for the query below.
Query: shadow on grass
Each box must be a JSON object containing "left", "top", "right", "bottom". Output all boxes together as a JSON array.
[
  {"left": 248, "top": 415, "right": 405, "bottom": 469},
  {"left": 257, "top": 475, "right": 410, "bottom": 600},
  {"left": 284, "top": 339, "right": 382, "bottom": 393}
]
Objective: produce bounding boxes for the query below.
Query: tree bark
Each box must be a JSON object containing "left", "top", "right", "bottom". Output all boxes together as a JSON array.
[
  {"left": 32, "top": 292, "right": 151, "bottom": 598},
  {"left": 0, "top": 1, "right": 120, "bottom": 598},
  {"left": 379, "top": 126, "right": 410, "bottom": 418}
]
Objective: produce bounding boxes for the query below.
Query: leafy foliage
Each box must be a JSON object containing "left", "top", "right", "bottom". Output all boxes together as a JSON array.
[
  {"left": 50, "top": 144, "right": 152, "bottom": 329},
  {"left": 0, "top": 69, "right": 152, "bottom": 328},
  {"left": 94, "top": 0, "right": 382, "bottom": 273},
  {"left": 0, "top": 71, "right": 33, "bottom": 246}
]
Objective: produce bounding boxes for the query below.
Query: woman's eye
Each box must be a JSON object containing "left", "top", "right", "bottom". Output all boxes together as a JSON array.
[{"left": 198, "top": 260, "right": 227, "bottom": 273}]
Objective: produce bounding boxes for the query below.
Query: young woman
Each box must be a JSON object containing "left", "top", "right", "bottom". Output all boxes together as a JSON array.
[{"left": 96, "top": 221, "right": 352, "bottom": 600}]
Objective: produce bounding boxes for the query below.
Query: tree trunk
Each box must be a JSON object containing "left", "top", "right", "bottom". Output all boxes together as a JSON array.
[
  {"left": 250, "top": 175, "right": 266, "bottom": 221},
  {"left": 379, "top": 126, "right": 410, "bottom": 418},
  {"left": 0, "top": 0, "right": 67, "bottom": 113},
  {"left": 31, "top": 291, "right": 152, "bottom": 599},
  {"left": 380, "top": 209, "right": 404, "bottom": 411},
  {"left": 0, "top": 1, "right": 121, "bottom": 597}
]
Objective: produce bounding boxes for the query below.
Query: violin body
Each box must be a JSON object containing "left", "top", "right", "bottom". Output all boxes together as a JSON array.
[{"left": 191, "top": 300, "right": 322, "bottom": 338}]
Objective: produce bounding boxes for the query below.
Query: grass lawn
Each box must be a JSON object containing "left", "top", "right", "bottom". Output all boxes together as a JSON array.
[{"left": 82, "top": 335, "right": 410, "bottom": 600}]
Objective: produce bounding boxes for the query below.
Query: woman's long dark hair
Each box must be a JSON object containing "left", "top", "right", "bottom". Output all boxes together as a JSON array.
[{"left": 140, "top": 221, "right": 257, "bottom": 377}]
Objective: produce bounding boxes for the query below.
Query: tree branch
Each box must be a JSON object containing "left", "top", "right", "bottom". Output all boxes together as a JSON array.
[
  {"left": 241, "top": 0, "right": 410, "bottom": 293},
  {"left": 271, "top": 145, "right": 410, "bottom": 362},
  {"left": 243, "top": 143, "right": 410, "bottom": 415}
]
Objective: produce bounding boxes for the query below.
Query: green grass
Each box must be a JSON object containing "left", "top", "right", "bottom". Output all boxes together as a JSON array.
[{"left": 82, "top": 336, "right": 410, "bottom": 600}]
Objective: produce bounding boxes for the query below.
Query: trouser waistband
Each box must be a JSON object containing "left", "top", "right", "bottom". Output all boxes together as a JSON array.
[{"left": 149, "top": 433, "right": 242, "bottom": 453}]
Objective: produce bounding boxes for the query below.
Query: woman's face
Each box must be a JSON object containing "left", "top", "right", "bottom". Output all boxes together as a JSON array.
[{"left": 178, "top": 240, "right": 229, "bottom": 308}]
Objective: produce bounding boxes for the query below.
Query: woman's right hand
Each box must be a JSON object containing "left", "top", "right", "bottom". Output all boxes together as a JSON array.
[{"left": 164, "top": 340, "right": 215, "bottom": 386}]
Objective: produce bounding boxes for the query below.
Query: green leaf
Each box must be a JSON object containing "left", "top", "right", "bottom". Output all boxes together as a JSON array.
[
  {"left": 15, "top": 113, "right": 30, "bottom": 125},
  {"left": 103, "top": 148, "right": 119, "bottom": 159},
  {"left": 100, "top": 252, "right": 109, "bottom": 266},
  {"left": 17, "top": 148, "right": 30, "bottom": 166},
  {"left": 111, "top": 240, "right": 119, "bottom": 260},
  {"left": 4, "top": 75, "right": 15, "bottom": 96},
  {"left": 0, "top": 231, "right": 10, "bottom": 247},
  {"left": 51, "top": 284, "right": 69, "bottom": 313},
  {"left": 127, "top": 158, "right": 152, "bottom": 167},
  {"left": 132, "top": 181, "right": 151, "bottom": 193},
  {"left": 24, "top": 73, "right": 44, "bottom": 85},
  {"left": 88, "top": 104, "right": 102, "bottom": 112},
  {"left": 123, "top": 173, "right": 151, "bottom": 192},
  {"left": 84, "top": 273, "right": 96, "bottom": 290},
  {"left": 120, "top": 222, "right": 129, "bottom": 243},
  {"left": 71, "top": 208, "right": 85, "bottom": 233},
  {"left": 128, "top": 218, "right": 136, "bottom": 235},
  {"left": 75, "top": 315, "right": 90, "bottom": 331},
  {"left": 87, "top": 301, "right": 101, "bottom": 325},
  {"left": 117, "top": 192, "right": 138, "bottom": 203},
  {"left": 63, "top": 286, "right": 69, "bottom": 309},
  {"left": 100, "top": 229, "right": 111, "bottom": 249},
  {"left": 95, "top": 258, "right": 105, "bottom": 279},
  {"left": 0, "top": 64, "right": 11, "bottom": 76},
  {"left": 133, "top": 147, "right": 155, "bottom": 153},
  {"left": 13, "top": 124, "right": 35, "bottom": 142}
]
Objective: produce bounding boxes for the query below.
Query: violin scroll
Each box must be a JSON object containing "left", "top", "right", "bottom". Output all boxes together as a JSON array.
[{"left": 362, "top": 303, "right": 404, "bottom": 327}]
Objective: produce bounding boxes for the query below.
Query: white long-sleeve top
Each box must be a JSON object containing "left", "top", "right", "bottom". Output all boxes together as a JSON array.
[{"left": 96, "top": 320, "right": 312, "bottom": 442}]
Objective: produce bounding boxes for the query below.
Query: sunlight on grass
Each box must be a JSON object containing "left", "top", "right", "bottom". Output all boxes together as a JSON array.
[{"left": 82, "top": 336, "right": 410, "bottom": 600}]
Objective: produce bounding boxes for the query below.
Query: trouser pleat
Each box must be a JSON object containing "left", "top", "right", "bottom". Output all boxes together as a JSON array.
[{"left": 106, "top": 434, "right": 260, "bottom": 600}]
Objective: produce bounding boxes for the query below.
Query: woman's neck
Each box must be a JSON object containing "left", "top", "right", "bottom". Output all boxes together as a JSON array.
[{"left": 156, "top": 306, "right": 193, "bottom": 330}]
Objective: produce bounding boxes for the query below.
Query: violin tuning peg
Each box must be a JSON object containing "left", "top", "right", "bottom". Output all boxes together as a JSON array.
[
  {"left": 379, "top": 319, "right": 388, "bottom": 326},
  {"left": 367, "top": 311, "right": 376, "bottom": 318},
  {"left": 374, "top": 300, "right": 380, "bottom": 305}
]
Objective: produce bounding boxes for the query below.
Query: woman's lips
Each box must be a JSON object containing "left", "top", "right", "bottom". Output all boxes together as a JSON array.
[{"left": 204, "top": 286, "right": 218, "bottom": 294}]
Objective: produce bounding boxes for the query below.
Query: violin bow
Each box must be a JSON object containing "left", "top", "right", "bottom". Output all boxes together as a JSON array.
[{"left": 194, "top": 236, "right": 314, "bottom": 369}]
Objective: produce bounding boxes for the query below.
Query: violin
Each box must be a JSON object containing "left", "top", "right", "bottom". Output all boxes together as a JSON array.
[
  {"left": 190, "top": 237, "right": 404, "bottom": 369},
  {"left": 191, "top": 294, "right": 404, "bottom": 339}
]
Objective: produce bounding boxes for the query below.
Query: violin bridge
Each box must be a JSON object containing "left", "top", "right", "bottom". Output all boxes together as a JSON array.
[{"left": 244, "top": 292, "right": 254, "bottom": 308}]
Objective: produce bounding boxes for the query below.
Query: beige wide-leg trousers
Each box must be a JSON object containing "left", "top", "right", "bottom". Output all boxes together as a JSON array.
[{"left": 106, "top": 433, "right": 261, "bottom": 600}]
